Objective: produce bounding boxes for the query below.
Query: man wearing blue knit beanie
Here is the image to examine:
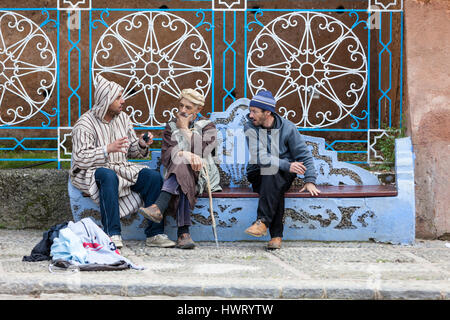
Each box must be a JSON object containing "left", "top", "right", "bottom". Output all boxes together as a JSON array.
[{"left": 244, "top": 90, "right": 321, "bottom": 249}]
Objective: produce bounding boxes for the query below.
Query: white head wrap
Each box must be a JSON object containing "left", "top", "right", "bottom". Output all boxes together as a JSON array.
[{"left": 179, "top": 88, "right": 205, "bottom": 107}]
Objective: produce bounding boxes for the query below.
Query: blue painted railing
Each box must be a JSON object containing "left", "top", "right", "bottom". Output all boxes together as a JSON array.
[{"left": 0, "top": 1, "right": 404, "bottom": 167}]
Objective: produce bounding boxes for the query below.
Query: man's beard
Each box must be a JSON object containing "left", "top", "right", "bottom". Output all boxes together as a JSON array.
[
  {"left": 107, "top": 106, "right": 122, "bottom": 118},
  {"left": 114, "top": 104, "right": 124, "bottom": 114}
]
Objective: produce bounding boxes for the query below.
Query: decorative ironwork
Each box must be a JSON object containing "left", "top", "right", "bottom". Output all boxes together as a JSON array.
[
  {"left": 214, "top": 0, "right": 247, "bottom": 11},
  {"left": 0, "top": 2, "right": 403, "bottom": 167},
  {"left": 247, "top": 11, "right": 368, "bottom": 129},
  {"left": 0, "top": 10, "right": 57, "bottom": 127},
  {"left": 91, "top": 10, "right": 212, "bottom": 126},
  {"left": 369, "top": 0, "right": 403, "bottom": 12},
  {"left": 58, "top": 0, "right": 92, "bottom": 11},
  {"left": 222, "top": 11, "right": 237, "bottom": 111}
]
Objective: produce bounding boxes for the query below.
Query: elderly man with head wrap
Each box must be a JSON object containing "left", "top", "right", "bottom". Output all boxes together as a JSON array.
[
  {"left": 138, "top": 89, "right": 222, "bottom": 249},
  {"left": 70, "top": 75, "right": 176, "bottom": 249}
]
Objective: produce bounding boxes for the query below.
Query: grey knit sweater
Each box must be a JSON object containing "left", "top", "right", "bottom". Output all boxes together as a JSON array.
[{"left": 244, "top": 113, "right": 317, "bottom": 184}]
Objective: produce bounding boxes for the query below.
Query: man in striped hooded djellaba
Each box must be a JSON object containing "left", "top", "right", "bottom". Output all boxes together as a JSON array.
[{"left": 70, "top": 75, "right": 176, "bottom": 249}]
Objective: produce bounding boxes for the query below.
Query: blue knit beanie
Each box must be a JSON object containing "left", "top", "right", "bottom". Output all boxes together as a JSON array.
[{"left": 249, "top": 90, "right": 276, "bottom": 113}]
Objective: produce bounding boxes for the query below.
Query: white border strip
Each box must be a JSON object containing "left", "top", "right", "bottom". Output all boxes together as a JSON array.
[{"left": 57, "top": 0, "right": 92, "bottom": 11}]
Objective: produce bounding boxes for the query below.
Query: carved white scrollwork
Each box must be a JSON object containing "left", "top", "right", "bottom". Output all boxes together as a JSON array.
[
  {"left": 247, "top": 12, "right": 367, "bottom": 128},
  {"left": 92, "top": 11, "right": 212, "bottom": 126},
  {"left": 0, "top": 11, "right": 57, "bottom": 126}
]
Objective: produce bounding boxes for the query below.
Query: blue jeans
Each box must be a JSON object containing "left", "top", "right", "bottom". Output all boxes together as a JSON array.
[{"left": 94, "top": 167, "right": 164, "bottom": 238}]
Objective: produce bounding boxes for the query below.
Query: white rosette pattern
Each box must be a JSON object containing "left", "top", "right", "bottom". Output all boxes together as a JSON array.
[
  {"left": 247, "top": 12, "right": 367, "bottom": 128},
  {"left": 92, "top": 11, "right": 212, "bottom": 126},
  {"left": 0, "top": 11, "right": 57, "bottom": 126}
]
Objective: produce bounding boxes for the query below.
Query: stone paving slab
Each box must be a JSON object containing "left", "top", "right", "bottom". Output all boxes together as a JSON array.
[{"left": 0, "top": 230, "right": 449, "bottom": 299}]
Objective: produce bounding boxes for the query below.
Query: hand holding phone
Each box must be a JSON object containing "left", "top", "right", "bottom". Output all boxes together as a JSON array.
[{"left": 143, "top": 132, "right": 150, "bottom": 143}]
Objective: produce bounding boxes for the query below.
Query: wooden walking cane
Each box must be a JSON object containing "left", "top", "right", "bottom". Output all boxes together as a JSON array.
[{"left": 202, "top": 161, "right": 219, "bottom": 248}]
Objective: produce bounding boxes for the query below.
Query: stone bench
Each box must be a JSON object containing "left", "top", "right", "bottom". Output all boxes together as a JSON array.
[{"left": 68, "top": 98, "right": 415, "bottom": 244}]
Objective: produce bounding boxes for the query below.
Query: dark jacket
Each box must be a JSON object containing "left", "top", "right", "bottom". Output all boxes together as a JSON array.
[
  {"left": 244, "top": 113, "right": 317, "bottom": 184},
  {"left": 23, "top": 222, "right": 68, "bottom": 262}
]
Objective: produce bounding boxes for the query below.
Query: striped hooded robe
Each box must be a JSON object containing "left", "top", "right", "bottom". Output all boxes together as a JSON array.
[{"left": 70, "top": 75, "right": 149, "bottom": 218}]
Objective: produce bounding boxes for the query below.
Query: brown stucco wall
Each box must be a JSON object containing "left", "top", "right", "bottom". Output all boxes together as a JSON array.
[{"left": 404, "top": 0, "right": 450, "bottom": 238}]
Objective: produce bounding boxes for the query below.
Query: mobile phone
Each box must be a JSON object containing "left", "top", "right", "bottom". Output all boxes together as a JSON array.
[{"left": 143, "top": 132, "right": 150, "bottom": 143}]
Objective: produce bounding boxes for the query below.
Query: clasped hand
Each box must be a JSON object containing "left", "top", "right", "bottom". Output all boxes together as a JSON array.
[
  {"left": 179, "top": 151, "right": 203, "bottom": 172},
  {"left": 139, "top": 131, "right": 153, "bottom": 148},
  {"left": 176, "top": 112, "right": 195, "bottom": 130}
]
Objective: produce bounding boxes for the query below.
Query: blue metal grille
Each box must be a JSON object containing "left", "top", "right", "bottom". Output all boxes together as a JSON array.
[{"left": 0, "top": 1, "right": 404, "bottom": 168}]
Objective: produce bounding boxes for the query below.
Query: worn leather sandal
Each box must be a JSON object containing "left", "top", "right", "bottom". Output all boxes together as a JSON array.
[
  {"left": 137, "top": 204, "right": 163, "bottom": 223},
  {"left": 176, "top": 233, "right": 195, "bottom": 249},
  {"left": 245, "top": 219, "right": 268, "bottom": 237},
  {"left": 267, "top": 237, "right": 282, "bottom": 250}
]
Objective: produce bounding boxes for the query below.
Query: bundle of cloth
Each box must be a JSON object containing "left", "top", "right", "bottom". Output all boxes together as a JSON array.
[{"left": 23, "top": 218, "right": 143, "bottom": 271}]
